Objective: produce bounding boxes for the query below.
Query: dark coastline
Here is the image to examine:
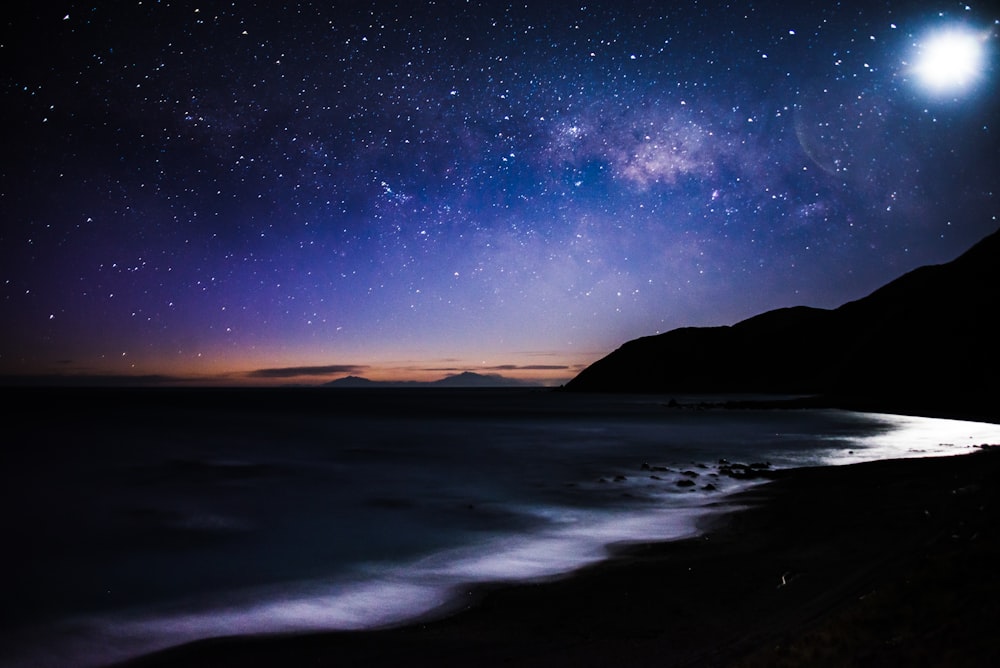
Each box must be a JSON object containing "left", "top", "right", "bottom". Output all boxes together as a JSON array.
[{"left": 119, "top": 442, "right": 1000, "bottom": 667}]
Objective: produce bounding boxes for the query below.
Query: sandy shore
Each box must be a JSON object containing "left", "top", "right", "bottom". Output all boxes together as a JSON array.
[{"left": 118, "top": 440, "right": 1000, "bottom": 668}]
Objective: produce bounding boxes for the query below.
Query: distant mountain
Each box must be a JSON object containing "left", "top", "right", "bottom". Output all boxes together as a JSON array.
[
  {"left": 324, "top": 375, "right": 385, "bottom": 388},
  {"left": 325, "top": 371, "right": 537, "bottom": 388},
  {"left": 431, "top": 371, "right": 535, "bottom": 387},
  {"left": 565, "top": 228, "right": 1000, "bottom": 406}
]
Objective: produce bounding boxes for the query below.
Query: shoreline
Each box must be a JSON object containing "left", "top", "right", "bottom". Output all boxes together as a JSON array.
[
  {"left": 120, "top": 444, "right": 1000, "bottom": 668},
  {"left": 717, "top": 393, "right": 1000, "bottom": 426}
]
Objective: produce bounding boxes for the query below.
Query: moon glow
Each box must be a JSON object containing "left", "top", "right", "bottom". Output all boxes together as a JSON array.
[{"left": 912, "top": 27, "right": 987, "bottom": 95}]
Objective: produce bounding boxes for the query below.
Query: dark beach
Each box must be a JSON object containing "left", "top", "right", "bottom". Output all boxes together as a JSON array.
[{"left": 121, "top": 434, "right": 1000, "bottom": 667}]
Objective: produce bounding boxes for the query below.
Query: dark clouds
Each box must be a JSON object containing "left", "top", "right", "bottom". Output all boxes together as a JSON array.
[{"left": 246, "top": 365, "right": 369, "bottom": 379}]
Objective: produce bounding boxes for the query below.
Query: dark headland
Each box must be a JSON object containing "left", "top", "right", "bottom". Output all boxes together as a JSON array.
[
  {"left": 565, "top": 226, "right": 1000, "bottom": 422},
  {"left": 122, "top": 230, "right": 1000, "bottom": 668}
]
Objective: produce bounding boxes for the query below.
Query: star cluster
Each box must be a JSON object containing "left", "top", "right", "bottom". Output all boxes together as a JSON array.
[{"left": 2, "top": 1, "right": 998, "bottom": 384}]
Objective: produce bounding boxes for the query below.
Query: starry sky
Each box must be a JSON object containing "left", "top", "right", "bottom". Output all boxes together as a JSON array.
[{"left": 2, "top": 1, "right": 998, "bottom": 386}]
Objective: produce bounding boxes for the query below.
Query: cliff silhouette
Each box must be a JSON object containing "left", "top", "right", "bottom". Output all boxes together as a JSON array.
[{"left": 565, "top": 228, "right": 999, "bottom": 409}]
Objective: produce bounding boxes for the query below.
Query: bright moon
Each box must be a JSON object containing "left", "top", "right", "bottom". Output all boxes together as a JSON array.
[{"left": 913, "top": 27, "right": 986, "bottom": 95}]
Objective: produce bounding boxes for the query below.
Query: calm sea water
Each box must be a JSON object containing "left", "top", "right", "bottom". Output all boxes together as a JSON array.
[{"left": 3, "top": 388, "right": 999, "bottom": 667}]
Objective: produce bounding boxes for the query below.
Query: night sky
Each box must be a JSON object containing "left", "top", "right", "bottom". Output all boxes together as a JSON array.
[{"left": 2, "top": 1, "right": 997, "bottom": 386}]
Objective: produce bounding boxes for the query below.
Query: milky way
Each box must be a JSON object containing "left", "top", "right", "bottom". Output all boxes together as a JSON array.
[{"left": 2, "top": 1, "right": 998, "bottom": 385}]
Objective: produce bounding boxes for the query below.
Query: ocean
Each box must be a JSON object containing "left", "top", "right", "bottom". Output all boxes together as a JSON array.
[{"left": 3, "top": 388, "right": 999, "bottom": 667}]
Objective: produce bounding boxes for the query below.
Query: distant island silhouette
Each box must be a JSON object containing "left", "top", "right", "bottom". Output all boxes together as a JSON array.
[
  {"left": 565, "top": 228, "right": 999, "bottom": 417},
  {"left": 326, "top": 371, "right": 539, "bottom": 388}
]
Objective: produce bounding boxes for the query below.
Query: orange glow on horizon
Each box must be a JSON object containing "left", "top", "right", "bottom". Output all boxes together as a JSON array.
[{"left": 10, "top": 349, "right": 592, "bottom": 387}]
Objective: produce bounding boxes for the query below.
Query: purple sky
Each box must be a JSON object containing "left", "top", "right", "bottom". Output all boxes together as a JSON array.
[{"left": 2, "top": 1, "right": 998, "bottom": 385}]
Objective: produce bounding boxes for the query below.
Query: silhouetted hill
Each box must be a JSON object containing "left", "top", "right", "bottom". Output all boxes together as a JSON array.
[
  {"left": 324, "top": 375, "right": 383, "bottom": 388},
  {"left": 325, "top": 372, "right": 537, "bottom": 388},
  {"left": 432, "top": 371, "right": 535, "bottom": 387},
  {"left": 565, "top": 228, "right": 1000, "bottom": 407}
]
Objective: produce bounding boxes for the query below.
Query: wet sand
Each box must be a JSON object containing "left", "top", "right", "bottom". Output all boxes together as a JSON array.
[{"left": 120, "top": 442, "right": 1000, "bottom": 667}]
